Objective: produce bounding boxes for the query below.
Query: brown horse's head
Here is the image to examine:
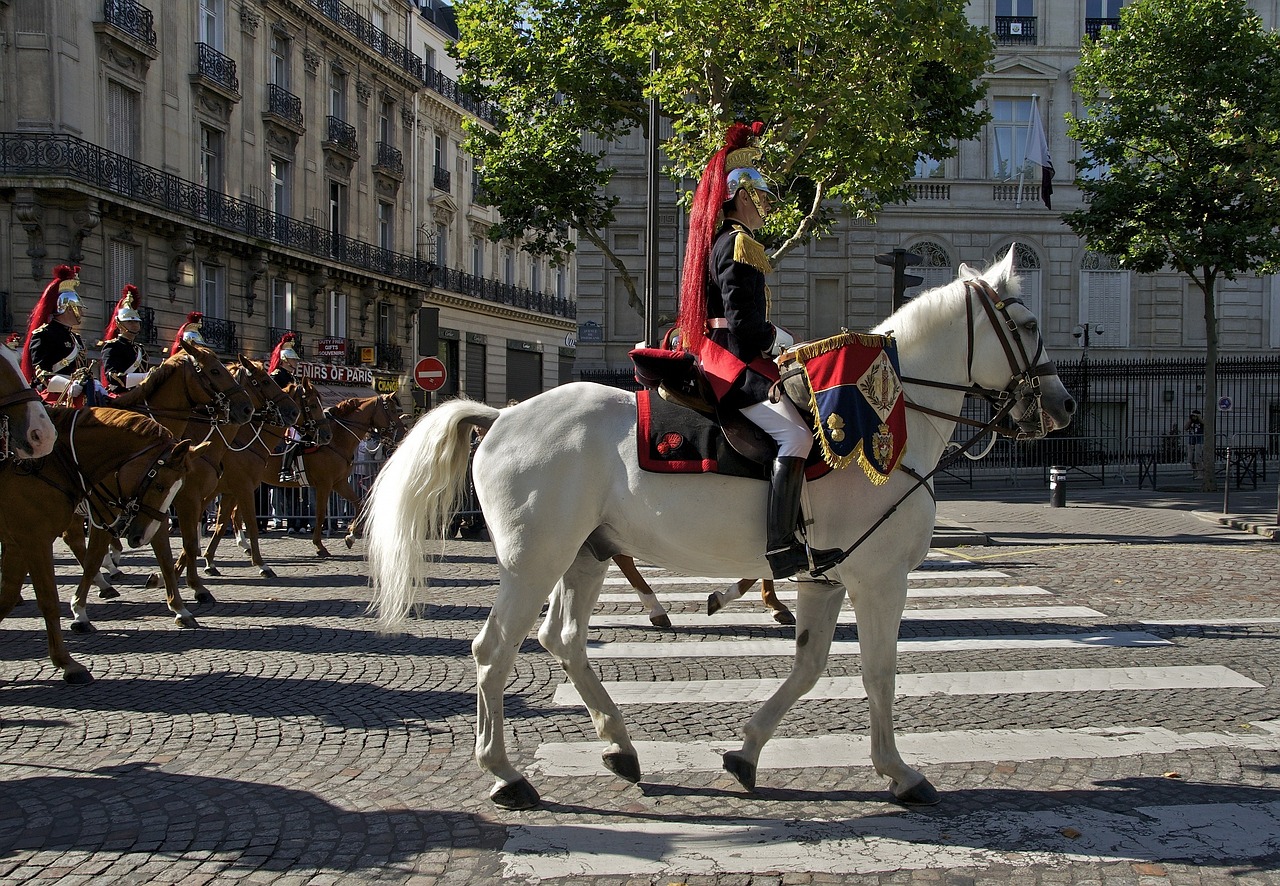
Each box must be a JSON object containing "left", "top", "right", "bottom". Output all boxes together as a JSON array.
[
  {"left": 234, "top": 356, "right": 301, "bottom": 427},
  {"left": 292, "top": 378, "right": 332, "bottom": 445},
  {"left": 177, "top": 338, "right": 254, "bottom": 424}
]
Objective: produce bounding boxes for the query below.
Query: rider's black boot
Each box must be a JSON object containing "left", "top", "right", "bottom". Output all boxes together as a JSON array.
[
  {"left": 764, "top": 456, "right": 842, "bottom": 580},
  {"left": 279, "top": 444, "right": 299, "bottom": 483}
]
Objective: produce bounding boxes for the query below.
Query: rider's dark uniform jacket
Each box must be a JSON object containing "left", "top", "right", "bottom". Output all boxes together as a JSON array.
[
  {"left": 101, "top": 336, "right": 148, "bottom": 395},
  {"left": 28, "top": 321, "right": 88, "bottom": 386},
  {"left": 705, "top": 221, "right": 777, "bottom": 409}
]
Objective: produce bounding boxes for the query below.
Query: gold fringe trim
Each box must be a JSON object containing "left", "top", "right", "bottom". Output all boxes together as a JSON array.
[{"left": 732, "top": 228, "right": 772, "bottom": 275}]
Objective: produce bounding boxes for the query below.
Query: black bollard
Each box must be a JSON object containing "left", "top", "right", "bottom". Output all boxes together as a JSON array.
[{"left": 1049, "top": 465, "right": 1067, "bottom": 508}]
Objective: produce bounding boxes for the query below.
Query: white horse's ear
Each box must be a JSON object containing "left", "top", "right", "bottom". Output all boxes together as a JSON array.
[
  {"left": 986, "top": 245, "right": 1017, "bottom": 285},
  {"left": 958, "top": 262, "right": 979, "bottom": 279}
]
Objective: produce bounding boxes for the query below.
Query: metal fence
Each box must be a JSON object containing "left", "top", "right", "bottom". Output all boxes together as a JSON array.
[{"left": 200, "top": 456, "right": 385, "bottom": 534}]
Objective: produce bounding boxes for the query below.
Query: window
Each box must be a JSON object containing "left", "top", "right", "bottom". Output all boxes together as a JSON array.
[
  {"left": 378, "top": 100, "right": 394, "bottom": 146},
  {"left": 106, "top": 81, "right": 140, "bottom": 158},
  {"left": 1086, "top": 0, "right": 1123, "bottom": 16},
  {"left": 465, "top": 341, "right": 487, "bottom": 402},
  {"left": 270, "top": 279, "right": 293, "bottom": 330},
  {"left": 904, "top": 241, "right": 952, "bottom": 300},
  {"left": 472, "top": 237, "right": 484, "bottom": 277},
  {"left": 424, "top": 45, "right": 436, "bottom": 74},
  {"left": 270, "top": 32, "right": 290, "bottom": 88},
  {"left": 1010, "top": 243, "right": 1043, "bottom": 319},
  {"left": 328, "top": 180, "right": 346, "bottom": 238},
  {"left": 913, "top": 155, "right": 943, "bottom": 179},
  {"left": 990, "top": 97, "right": 1037, "bottom": 180},
  {"left": 556, "top": 267, "right": 565, "bottom": 300},
  {"left": 502, "top": 248, "right": 514, "bottom": 285},
  {"left": 377, "top": 302, "right": 394, "bottom": 344},
  {"left": 329, "top": 65, "right": 347, "bottom": 119},
  {"left": 199, "top": 262, "right": 226, "bottom": 318},
  {"left": 108, "top": 240, "right": 138, "bottom": 310},
  {"left": 530, "top": 260, "right": 541, "bottom": 294},
  {"left": 377, "top": 201, "right": 393, "bottom": 251},
  {"left": 435, "top": 223, "right": 448, "bottom": 266},
  {"left": 327, "top": 290, "right": 348, "bottom": 337},
  {"left": 269, "top": 157, "right": 290, "bottom": 216},
  {"left": 200, "top": 125, "right": 224, "bottom": 191},
  {"left": 1080, "top": 252, "right": 1130, "bottom": 347},
  {"left": 198, "top": 0, "right": 223, "bottom": 48},
  {"left": 997, "top": 0, "right": 1033, "bottom": 13},
  {"left": 995, "top": 0, "right": 1036, "bottom": 45},
  {"left": 434, "top": 134, "right": 444, "bottom": 169}
]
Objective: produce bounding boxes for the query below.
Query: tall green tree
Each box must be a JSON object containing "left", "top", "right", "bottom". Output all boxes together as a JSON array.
[
  {"left": 1066, "top": 0, "right": 1280, "bottom": 489},
  {"left": 453, "top": 0, "right": 991, "bottom": 313}
]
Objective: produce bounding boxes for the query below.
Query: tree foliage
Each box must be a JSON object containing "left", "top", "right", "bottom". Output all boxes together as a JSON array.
[
  {"left": 1065, "top": 0, "right": 1280, "bottom": 488},
  {"left": 453, "top": 0, "right": 992, "bottom": 308}
]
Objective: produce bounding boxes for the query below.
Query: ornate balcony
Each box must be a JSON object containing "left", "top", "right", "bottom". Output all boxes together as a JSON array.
[
  {"left": 433, "top": 165, "right": 451, "bottom": 192},
  {"left": 373, "top": 141, "right": 404, "bottom": 179},
  {"left": 194, "top": 42, "right": 239, "bottom": 95},
  {"left": 1085, "top": 18, "right": 1120, "bottom": 41},
  {"left": 198, "top": 314, "right": 238, "bottom": 355},
  {"left": 139, "top": 304, "right": 157, "bottom": 345},
  {"left": 103, "top": 0, "right": 156, "bottom": 46},
  {"left": 324, "top": 115, "right": 358, "bottom": 155},
  {"left": 994, "top": 15, "right": 1037, "bottom": 45},
  {"left": 375, "top": 342, "right": 403, "bottom": 372},
  {"left": 266, "top": 84, "right": 303, "bottom": 128}
]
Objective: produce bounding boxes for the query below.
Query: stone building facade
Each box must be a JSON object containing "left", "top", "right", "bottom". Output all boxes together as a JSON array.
[
  {"left": 573, "top": 0, "right": 1280, "bottom": 376},
  {"left": 0, "top": 0, "right": 576, "bottom": 408}
]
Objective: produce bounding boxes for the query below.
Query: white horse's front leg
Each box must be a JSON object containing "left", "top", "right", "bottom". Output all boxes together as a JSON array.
[
  {"left": 852, "top": 580, "right": 939, "bottom": 805},
  {"left": 473, "top": 567, "right": 551, "bottom": 810},
  {"left": 724, "top": 577, "right": 846, "bottom": 790},
  {"left": 540, "top": 553, "right": 640, "bottom": 782}
]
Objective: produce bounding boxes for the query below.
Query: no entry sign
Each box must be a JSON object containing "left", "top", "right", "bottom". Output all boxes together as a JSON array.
[{"left": 413, "top": 356, "right": 447, "bottom": 392}]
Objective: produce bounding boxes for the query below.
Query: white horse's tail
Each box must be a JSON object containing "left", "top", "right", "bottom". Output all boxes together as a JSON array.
[{"left": 365, "top": 398, "right": 499, "bottom": 630}]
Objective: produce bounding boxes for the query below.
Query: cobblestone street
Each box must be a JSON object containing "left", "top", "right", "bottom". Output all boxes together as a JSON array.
[{"left": 2, "top": 484, "right": 1280, "bottom": 884}]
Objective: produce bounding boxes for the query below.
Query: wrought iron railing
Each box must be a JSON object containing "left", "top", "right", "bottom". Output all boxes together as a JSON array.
[
  {"left": 1084, "top": 17, "right": 1120, "bottom": 40},
  {"left": 267, "top": 84, "right": 304, "bottom": 127},
  {"left": 375, "top": 342, "right": 403, "bottom": 371},
  {"left": 422, "top": 67, "right": 501, "bottom": 125},
  {"left": 198, "top": 315, "right": 237, "bottom": 354},
  {"left": 374, "top": 141, "right": 403, "bottom": 177},
  {"left": 472, "top": 182, "right": 492, "bottom": 206},
  {"left": 344, "top": 338, "right": 362, "bottom": 367},
  {"left": 433, "top": 165, "right": 451, "bottom": 192},
  {"left": 103, "top": 0, "right": 157, "bottom": 46},
  {"left": 268, "top": 327, "right": 304, "bottom": 357},
  {"left": 994, "top": 15, "right": 1037, "bottom": 45},
  {"left": 195, "top": 42, "right": 239, "bottom": 93},
  {"left": 0, "top": 290, "right": 11, "bottom": 334},
  {"left": 138, "top": 305, "right": 157, "bottom": 345},
  {"left": 0, "top": 133, "right": 576, "bottom": 320},
  {"left": 325, "top": 115, "right": 358, "bottom": 153}
]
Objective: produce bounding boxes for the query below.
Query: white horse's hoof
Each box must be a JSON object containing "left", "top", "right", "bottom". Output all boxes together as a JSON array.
[
  {"left": 891, "top": 776, "right": 940, "bottom": 806},
  {"left": 490, "top": 778, "right": 540, "bottom": 810}
]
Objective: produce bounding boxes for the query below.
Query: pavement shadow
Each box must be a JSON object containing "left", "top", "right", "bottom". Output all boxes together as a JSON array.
[{"left": 0, "top": 762, "right": 503, "bottom": 870}]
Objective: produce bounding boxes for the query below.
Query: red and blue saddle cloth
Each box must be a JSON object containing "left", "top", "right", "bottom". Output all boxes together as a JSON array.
[{"left": 635, "top": 332, "right": 907, "bottom": 486}]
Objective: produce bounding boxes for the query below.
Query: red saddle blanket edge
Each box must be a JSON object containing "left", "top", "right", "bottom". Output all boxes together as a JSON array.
[{"left": 635, "top": 389, "right": 831, "bottom": 481}]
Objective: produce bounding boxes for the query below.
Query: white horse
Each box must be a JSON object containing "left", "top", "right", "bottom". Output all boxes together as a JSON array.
[{"left": 365, "top": 250, "right": 1074, "bottom": 810}]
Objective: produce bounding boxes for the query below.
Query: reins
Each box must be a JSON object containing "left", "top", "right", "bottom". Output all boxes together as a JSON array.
[
  {"left": 64, "top": 411, "right": 179, "bottom": 538},
  {"left": 0, "top": 386, "right": 41, "bottom": 462}
]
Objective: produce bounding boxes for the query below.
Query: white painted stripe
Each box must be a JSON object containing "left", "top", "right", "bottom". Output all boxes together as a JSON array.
[
  {"left": 588, "top": 604, "right": 1106, "bottom": 628},
  {"left": 531, "top": 721, "right": 1280, "bottom": 777},
  {"left": 502, "top": 800, "right": 1280, "bottom": 879},
  {"left": 601, "top": 568, "right": 1009, "bottom": 586},
  {"left": 584, "top": 630, "right": 1171, "bottom": 659},
  {"left": 1142, "top": 617, "right": 1280, "bottom": 626},
  {"left": 597, "top": 585, "right": 1052, "bottom": 604},
  {"left": 552, "top": 665, "right": 1260, "bottom": 706}
]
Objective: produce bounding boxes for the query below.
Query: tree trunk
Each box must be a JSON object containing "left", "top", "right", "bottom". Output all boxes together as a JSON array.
[{"left": 1199, "top": 273, "right": 1219, "bottom": 492}]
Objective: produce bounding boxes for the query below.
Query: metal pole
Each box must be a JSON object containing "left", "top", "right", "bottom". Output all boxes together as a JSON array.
[
  {"left": 1223, "top": 445, "right": 1231, "bottom": 514},
  {"left": 643, "top": 48, "right": 660, "bottom": 348}
]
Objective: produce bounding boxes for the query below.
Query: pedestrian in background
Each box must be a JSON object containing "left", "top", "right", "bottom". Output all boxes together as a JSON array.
[{"left": 1184, "top": 409, "right": 1205, "bottom": 476}]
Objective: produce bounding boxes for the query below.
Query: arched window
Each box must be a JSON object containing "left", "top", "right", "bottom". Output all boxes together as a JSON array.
[
  {"left": 1080, "top": 252, "right": 1129, "bottom": 347},
  {"left": 905, "top": 241, "right": 952, "bottom": 299},
  {"left": 1009, "top": 243, "right": 1042, "bottom": 319}
]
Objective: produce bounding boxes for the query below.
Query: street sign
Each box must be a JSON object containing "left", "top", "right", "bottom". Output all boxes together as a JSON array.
[
  {"left": 1219, "top": 395, "right": 1233, "bottom": 412},
  {"left": 875, "top": 248, "right": 924, "bottom": 310},
  {"left": 413, "top": 356, "right": 447, "bottom": 392}
]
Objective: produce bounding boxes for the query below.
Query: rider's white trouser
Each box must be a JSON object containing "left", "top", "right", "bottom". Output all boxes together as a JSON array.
[{"left": 742, "top": 396, "right": 811, "bottom": 458}]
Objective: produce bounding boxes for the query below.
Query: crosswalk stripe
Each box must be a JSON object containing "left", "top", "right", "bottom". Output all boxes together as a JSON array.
[
  {"left": 531, "top": 721, "right": 1280, "bottom": 777},
  {"left": 552, "top": 664, "right": 1259, "bottom": 706},
  {"left": 588, "top": 604, "right": 1106, "bottom": 629},
  {"left": 597, "top": 584, "right": 1052, "bottom": 604},
  {"left": 601, "top": 568, "right": 1010, "bottom": 585},
  {"left": 584, "top": 629, "right": 1171, "bottom": 659},
  {"left": 502, "top": 798, "right": 1280, "bottom": 879}
]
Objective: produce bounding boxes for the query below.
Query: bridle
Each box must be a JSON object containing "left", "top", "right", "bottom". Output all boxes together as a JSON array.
[
  {"left": 221, "top": 362, "right": 298, "bottom": 452},
  {"left": 0, "top": 385, "right": 41, "bottom": 462},
  {"left": 64, "top": 411, "right": 182, "bottom": 540},
  {"left": 330, "top": 396, "right": 400, "bottom": 449},
  {"left": 139, "top": 354, "right": 243, "bottom": 426},
  {"left": 898, "top": 278, "right": 1057, "bottom": 445},
  {"left": 293, "top": 381, "right": 329, "bottom": 442}
]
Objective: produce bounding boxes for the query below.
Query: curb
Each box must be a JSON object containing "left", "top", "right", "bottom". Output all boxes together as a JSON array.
[{"left": 1192, "top": 510, "right": 1280, "bottom": 541}]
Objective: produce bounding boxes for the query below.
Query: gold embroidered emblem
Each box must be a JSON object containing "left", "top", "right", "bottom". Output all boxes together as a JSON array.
[
  {"left": 825, "top": 412, "right": 846, "bottom": 443},
  {"left": 874, "top": 422, "right": 895, "bottom": 466}
]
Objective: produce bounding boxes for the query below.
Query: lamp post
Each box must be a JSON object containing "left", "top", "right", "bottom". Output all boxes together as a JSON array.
[{"left": 1071, "top": 322, "right": 1103, "bottom": 436}]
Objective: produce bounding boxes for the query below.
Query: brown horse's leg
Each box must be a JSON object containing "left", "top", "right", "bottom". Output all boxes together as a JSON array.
[
  {"left": 227, "top": 479, "right": 275, "bottom": 578},
  {"left": 172, "top": 486, "right": 215, "bottom": 604},
  {"left": 201, "top": 495, "right": 233, "bottom": 576},
  {"left": 26, "top": 544, "right": 92, "bottom": 683},
  {"left": 150, "top": 530, "right": 198, "bottom": 628},
  {"left": 61, "top": 517, "right": 118, "bottom": 599},
  {"left": 68, "top": 524, "right": 113, "bottom": 634},
  {"left": 327, "top": 476, "right": 363, "bottom": 550},
  {"left": 760, "top": 578, "right": 796, "bottom": 625},
  {"left": 310, "top": 479, "right": 332, "bottom": 558}
]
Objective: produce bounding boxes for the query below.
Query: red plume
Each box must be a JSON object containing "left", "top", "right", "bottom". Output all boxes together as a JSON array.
[
  {"left": 676, "top": 121, "right": 765, "bottom": 355},
  {"left": 268, "top": 332, "right": 297, "bottom": 374},
  {"left": 21, "top": 264, "right": 81, "bottom": 381}
]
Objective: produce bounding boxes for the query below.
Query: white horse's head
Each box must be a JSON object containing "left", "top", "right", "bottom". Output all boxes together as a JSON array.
[
  {"left": 0, "top": 346, "right": 55, "bottom": 459},
  {"left": 957, "top": 246, "right": 1074, "bottom": 437}
]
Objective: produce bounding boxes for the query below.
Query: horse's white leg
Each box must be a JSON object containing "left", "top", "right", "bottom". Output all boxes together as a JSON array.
[
  {"left": 473, "top": 565, "right": 556, "bottom": 811},
  {"left": 612, "top": 555, "right": 669, "bottom": 628},
  {"left": 852, "top": 578, "right": 938, "bottom": 805},
  {"left": 706, "top": 578, "right": 749, "bottom": 616},
  {"left": 723, "top": 577, "right": 846, "bottom": 790},
  {"left": 539, "top": 553, "right": 640, "bottom": 782}
]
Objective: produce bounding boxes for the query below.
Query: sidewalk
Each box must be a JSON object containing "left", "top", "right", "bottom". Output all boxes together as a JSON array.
[{"left": 932, "top": 474, "right": 1280, "bottom": 547}]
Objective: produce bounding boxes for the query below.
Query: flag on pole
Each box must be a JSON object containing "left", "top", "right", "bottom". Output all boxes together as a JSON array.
[{"left": 1024, "top": 100, "right": 1055, "bottom": 209}]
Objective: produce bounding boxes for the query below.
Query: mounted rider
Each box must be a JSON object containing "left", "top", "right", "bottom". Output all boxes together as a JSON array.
[
  {"left": 268, "top": 332, "right": 304, "bottom": 483},
  {"left": 170, "top": 311, "right": 207, "bottom": 354},
  {"left": 21, "top": 264, "right": 105, "bottom": 407},
  {"left": 99, "top": 284, "right": 150, "bottom": 395},
  {"left": 676, "top": 122, "right": 841, "bottom": 580}
]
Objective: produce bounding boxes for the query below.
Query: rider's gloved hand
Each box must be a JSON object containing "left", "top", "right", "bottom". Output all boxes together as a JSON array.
[{"left": 768, "top": 324, "right": 795, "bottom": 357}]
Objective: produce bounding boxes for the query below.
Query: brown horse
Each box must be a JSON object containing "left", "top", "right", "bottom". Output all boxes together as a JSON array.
[
  {"left": 106, "top": 341, "right": 253, "bottom": 603},
  {"left": 189, "top": 361, "right": 307, "bottom": 580},
  {"left": 0, "top": 407, "right": 194, "bottom": 683},
  {"left": 217, "top": 393, "right": 403, "bottom": 558},
  {"left": 0, "top": 343, "right": 55, "bottom": 460}
]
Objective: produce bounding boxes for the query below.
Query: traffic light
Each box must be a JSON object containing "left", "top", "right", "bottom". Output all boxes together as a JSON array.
[{"left": 874, "top": 248, "right": 924, "bottom": 312}]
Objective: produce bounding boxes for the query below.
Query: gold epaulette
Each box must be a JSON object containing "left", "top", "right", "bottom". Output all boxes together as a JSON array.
[{"left": 731, "top": 226, "right": 772, "bottom": 275}]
